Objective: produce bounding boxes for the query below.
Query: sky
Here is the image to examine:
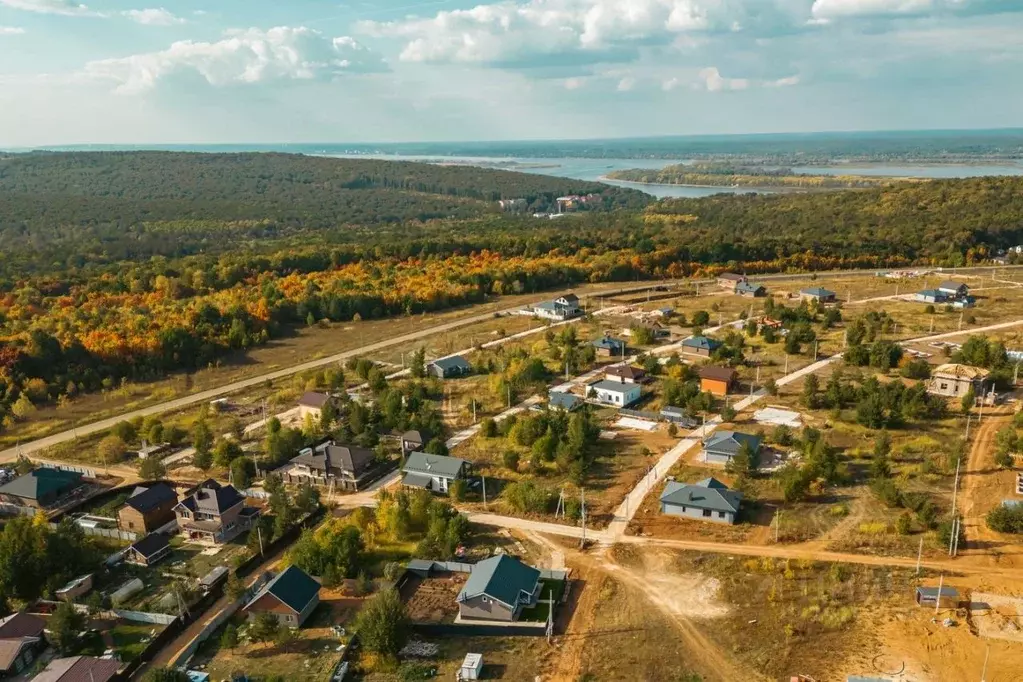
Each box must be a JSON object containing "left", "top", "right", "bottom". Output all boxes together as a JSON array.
[{"left": 1, "top": 0, "right": 1022, "bottom": 146}]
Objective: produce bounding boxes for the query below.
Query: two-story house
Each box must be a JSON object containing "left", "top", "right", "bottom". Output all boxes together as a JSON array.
[
  {"left": 117, "top": 483, "right": 178, "bottom": 534},
  {"left": 174, "top": 480, "right": 259, "bottom": 545},
  {"left": 401, "top": 452, "right": 470, "bottom": 495},
  {"left": 283, "top": 441, "right": 376, "bottom": 492}
]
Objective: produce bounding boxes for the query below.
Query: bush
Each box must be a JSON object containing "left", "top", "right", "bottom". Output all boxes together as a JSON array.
[
  {"left": 353, "top": 589, "right": 410, "bottom": 656},
  {"left": 870, "top": 478, "right": 902, "bottom": 507},
  {"left": 502, "top": 450, "right": 520, "bottom": 471},
  {"left": 987, "top": 505, "right": 1023, "bottom": 534},
  {"left": 480, "top": 418, "right": 497, "bottom": 438},
  {"left": 896, "top": 512, "right": 913, "bottom": 535},
  {"left": 503, "top": 480, "right": 553, "bottom": 514}
]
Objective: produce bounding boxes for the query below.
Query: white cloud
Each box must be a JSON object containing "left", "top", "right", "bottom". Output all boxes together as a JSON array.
[
  {"left": 811, "top": 0, "right": 933, "bottom": 19},
  {"left": 617, "top": 76, "right": 636, "bottom": 91},
  {"left": 83, "top": 26, "right": 386, "bottom": 94},
  {"left": 768, "top": 74, "right": 800, "bottom": 87},
  {"left": 0, "top": 26, "right": 27, "bottom": 34},
  {"left": 122, "top": 8, "right": 186, "bottom": 26},
  {"left": 0, "top": 0, "right": 100, "bottom": 16},
  {"left": 697, "top": 67, "right": 749, "bottom": 91}
]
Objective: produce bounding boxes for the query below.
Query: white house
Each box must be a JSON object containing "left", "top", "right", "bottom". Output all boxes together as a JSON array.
[
  {"left": 587, "top": 380, "right": 641, "bottom": 407},
  {"left": 531, "top": 294, "right": 582, "bottom": 321}
]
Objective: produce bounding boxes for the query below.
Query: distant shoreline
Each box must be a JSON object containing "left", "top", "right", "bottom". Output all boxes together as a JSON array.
[{"left": 597, "top": 175, "right": 808, "bottom": 194}]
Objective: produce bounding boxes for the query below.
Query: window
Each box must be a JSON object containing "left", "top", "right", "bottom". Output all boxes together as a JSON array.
[
  {"left": 718, "top": 512, "right": 726, "bottom": 519},
  {"left": 702, "top": 509, "right": 712, "bottom": 517}
]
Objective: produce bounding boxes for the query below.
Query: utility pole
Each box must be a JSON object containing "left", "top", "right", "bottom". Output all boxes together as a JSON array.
[
  {"left": 981, "top": 644, "right": 990, "bottom": 682},
  {"left": 916, "top": 536, "right": 923, "bottom": 575},
  {"left": 959, "top": 309, "right": 964, "bottom": 330},
  {"left": 784, "top": 354, "right": 790, "bottom": 374},
  {"left": 257, "top": 525, "right": 264, "bottom": 556},
  {"left": 965, "top": 414, "right": 972, "bottom": 440},
  {"left": 774, "top": 510, "right": 781, "bottom": 543},
  {"left": 935, "top": 574, "right": 944, "bottom": 617},
  {"left": 482, "top": 474, "right": 488, "bottom": 510},
  {"left": 813, "top": 340, "right": 819, "bottom": 362},
  {"left": 579, "top": 488, "right": 586, "bottom": 549}
]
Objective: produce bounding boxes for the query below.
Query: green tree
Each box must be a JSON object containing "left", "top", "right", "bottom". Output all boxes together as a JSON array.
[
  {"left": 449, "top": 479, "right": 467, "bottom": 502},
  {"left": 213, "top": 437, "right": 243, "bottom": 468},
  {"left": 225, "top": 572, "right": 247, "bottom": 602},
  {"left": 139, "top": 456, "right": 167, "bottom": 480},
  {"left": 49, "top": 600, "right": 85, "bottom": 653},
  {"left": 111, "top": 420, "right": 138, "bottom": 444},
  {"left": 230, "top": 457, "right": 254, "bottom": 489},
  {"left": 220, "top": 624, "right": 239, "bottom": 650},
  {"left": 192, "top": 446, "right": 213, "bottom": 471},
  {"left": 97, "top": 435, "right": 128, "bottom": 464},
  {"left": 354, "top": 588, "right": 410, "bottom": 656},
  {"left": 480, "top": 418, "right": 497, "bottom": 438},
  {"left": 409, "top": 347, "right": 427, "bottom": 379},
  {"left": 250, "top": 611, "right": 282, "bottom": 647},
  {"left": 961, "top": 387, "right": 976, "bottom": 415},
  {"left": 800, "top": 374, "right": 820, "bottom": 409},
  {"left": 192, "top": 419, "right": 213, "bottom": 454},
  {"left": 502, "top": 450, "right": 520, "bottom": 471},
  {"left": 143, "top": 670, "right": 191, "bottom": 682}
]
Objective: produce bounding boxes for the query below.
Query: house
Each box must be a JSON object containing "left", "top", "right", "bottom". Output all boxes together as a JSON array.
[
  {"left": 699, "top": 366, "right": 737, "bottom": 397},
  {"left": 457, "top": 554, "right": 542, "bottom": 623},
  {"left": 125, "top": 532, "right": 172, "bottom": 567},
  {"left": 587, "top": 380, "right": 641, "bottom": 408},
  {"left": 800, "top": 287, "right": 837, "bottom": 303},
  {"left": 174, "top": 479, "right": 260, "bottom": 545},
  {"left": 928, "top": 363, "right": 990, "bottom": 398},
  {"left": 428, "top": 355, "right": 472, "bottom": 379},
  {"left": 717, "top": 273, "right": 746, "bottom": 291},
  {"left": 660, "top": 477, "right": 743, "bottom": 525},
  {"left": 117, "top": 483, "right": 178, "bottom": 534},
  {"left": 0, "top": 468, "right": 84, "bottom": 509},
  {"left": 915, "top": 586, "right": 959, "bottom": 608},
  {"left": 915, "top": 289, "right": 948, "bottom": 304},
  {"left": 55, "top": 574, "right": 94, "bottom": 601},
  {"left": 548, "top": 391, "right": 583, "bottom": 412},
  {"left": 33, "top": 656, "right": 120, "bottom": 682},
  {"left": 402, "top": 452, "right": 470, "bottom": 494},
  {"left": 401, "top": 429, "right": 430, "bottom": 457},
  {"left": 604, "top": 365, "right": 646, "bottom": 384},
  {"left": 531, "top": 294, "right": 582, "bottom": 321},
  {"left": 591, "top": 335, "right": 626, "bottom": 358},
  {"left": 938, "top": 280, "right": 970, "bottom": 298},
  {"left": 243, "top": 565, "right": 321, "bottom": 628},
  {"left": 681, "top": 336, "right": 722, "bottom": 357},
  {"left": 702, "top": 431, "right": 763, "bottom": 466},
  {"left": 660, "top": 407, "right": 699, "bottom": 428},
  {"left": 283, "top": 441, "right": 375, "bottom": 491},
  {"left": 297, "top": 391, "right": 333, "bottom": 421},
  {"left": 0, "top": 612, "right": 46, "bottom": 677},
  {"left": 736, "top": 281, "right": 767, "bottom": 298}
]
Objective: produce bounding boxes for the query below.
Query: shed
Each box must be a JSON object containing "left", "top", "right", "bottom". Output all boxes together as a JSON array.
[
  {"left": 590, "top": 336, "right": 626, "bottom": 357},
  {"left": 199, "top": 566, "right": 229, "bottom": 592},
  {"left": 407, "top": 559, "right": 437, "bottom": 578},
  {"left": 459, "top": 653, "right": 484, "bottom": 681},
  {"left": 55, "top": 574, "right": 94, "bottom": 601},
  {"left": 915, "top": 586, "right": 959, "bottom": 608},
  {"left": 126, "top": 532, "right": 172, "bottom": 567}
]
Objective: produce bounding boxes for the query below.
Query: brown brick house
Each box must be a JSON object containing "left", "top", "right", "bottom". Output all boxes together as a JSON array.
[
  {"left": 117, "top": 483, "right": 178, "bottom": 534},
  {"left": 243, "top": 565, "right": 321, "bottom": 628},
  {"left": 174, "top": 479, "right": 259, "bottom": 545}
]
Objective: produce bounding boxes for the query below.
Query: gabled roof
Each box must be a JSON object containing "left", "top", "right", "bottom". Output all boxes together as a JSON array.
[
  {"left": 457, "top": 554, "right": 540, "bottom": 609},
  {"left": 916, "top": 586, "right": 959, "bottom": 598},
  {"left": 699, "top": 366, "right": 737, "bottom": 382},
  {"left": 591, "top": 336, "right": 625, "bottom": 352},
  {"left": 605, "top": 365, "right": 645, "bottom": 380},
  {"left": 404, "top": 452, "right": 468, "bottom": 479},
  {"left": 129, "top": 532, "right": 170, "bottom": 560},
  {"left": 176, "top": 479, "right": 244, "bottom": 515},
  {"left": 548, "top": 391, "right": 583, "bottom": 411},
  {"left": 0, "top": 612, "right": 45, "bottom": 639},
  {"left": 736, "top": 281, "right": 765, "bottom": 294},
  {"left": 33, "top": 656, "right": 120, "bottom": 682},
  {"left": 298, "top": 391, "right": 331, "bottom": 409},
  {"left": 558, "top": 293, "right": 579, "bottom": 304},
  {"left": 589, "top": 379, "right": 638, "bottom": 393},
  {"left": 682, "top": 336, "right": 722, "bottom": 351},
  {"left": 430, "top": 355, "right": 472, "bottom": 372},
  {"left": 0, "top": 468, "right": 82, "bottom": 501},
  {"left": 703, "top": 431, "right": 762, "bottom": 456},
  {"left": 938, "top": 280, "right": 968, "bottom": 291},
  {"left": 0, "top": 636, "right": 40, "bottom": 671},
  {"left": 917, "top": 289, "right": 946, "bottom": 298},
  {"left": 402, "top": 429, "right": 430, "bottom": 444},
  {"left": 124, "top": 483, "right": 177, "bottom": 514},
  {"left": 660, "top": 478, "right": 743, "bottom": 513},
  {"left": 291, "top": 442, "right": 374, "bottom": 476},
  {"left": 932, "top": 363, "right": 990, "bottom": 380},
  {"left": 800, "top": 287, "right": 836, "bottom": 298},
  {"left": 246, "top": 565, "right": 320, "bottom": 614}
]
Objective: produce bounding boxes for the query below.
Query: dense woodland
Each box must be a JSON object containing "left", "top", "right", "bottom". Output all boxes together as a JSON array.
[
  {"left": 607, "top": 162, "right": 911, "bottom": 188},
  {"left": 1, "top": 152, "right": 1022, "bottom": 432}
]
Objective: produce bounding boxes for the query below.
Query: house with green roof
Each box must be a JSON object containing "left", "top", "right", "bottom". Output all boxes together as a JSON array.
[
  {"left": 243, "top": 565, "right": 321, "bottom": 628},
  {"left": 457, "top": 554, "right": 542, "bottom": 622},
  {"left": 0, "top": 468, "right": 84, "bottom": 508},
  {"left": 402, "top": 452, "right": 470, "bottom": 495},
  {"left": 660, "top": 478, "right": 743, "bottom": 525}
]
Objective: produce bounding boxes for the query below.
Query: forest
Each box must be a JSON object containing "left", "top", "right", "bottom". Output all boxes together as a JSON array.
[
  {"left": 607, "top": 162, "right": 913, "bottom": 188},
  {"left": 1, "top": 151, "right": 1023, "bottom": 434}
]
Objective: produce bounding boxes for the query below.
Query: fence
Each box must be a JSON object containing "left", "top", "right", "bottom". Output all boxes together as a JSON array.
[
  {"left": 0, "top": 503, "right": 37, "bottom": 517},
  {"left": 67, "top": 525, "right": 137, "bottom": 542},
  {"left": 40, "top": 462, "right": 97, "bottom": 478},
  {"left": 112, "top": 609, "right": 178, "bottom": 626}
]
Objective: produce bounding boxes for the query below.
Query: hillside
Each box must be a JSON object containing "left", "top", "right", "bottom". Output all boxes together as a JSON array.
[{"left": 606, "top": 162, "right": 914, "bottom": 189}]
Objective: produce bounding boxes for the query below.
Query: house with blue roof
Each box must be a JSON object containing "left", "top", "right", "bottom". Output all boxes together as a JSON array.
[
  {"left": 915, "top": 289, "right": 948, "bottom": 304},
  {"left": 428, "top": 355, "right": 472, "bottom": 379},
  {"left": 591, "top": 335, "right": 626, "bottom": 357},
  {"left": 800, "top": 287, "right": 837, "bottom": 303},
  {"left": 681, "top": 336, "right": 723, "bottom": 357},
  {"left": 457, "top": 554, "right": 542, "bottom": 622},
  {"left": 660, "top": 478, "right": 743, "bottom": 524},
  {"left": 701, "top": 431, "right": 763, "bottom": 466}
]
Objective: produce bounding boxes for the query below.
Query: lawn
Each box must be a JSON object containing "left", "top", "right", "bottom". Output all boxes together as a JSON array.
[{"left": 518, "top": 578, "right": 566, "bottom": 623}]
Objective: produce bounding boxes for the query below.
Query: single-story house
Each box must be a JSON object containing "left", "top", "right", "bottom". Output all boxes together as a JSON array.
[
  {"left": 118, "top": 482, "right": 178, "bottom": 534},
  {"left": 717, "top": 273, "right": 746, "bottom": 291},
  {"left": 736, "top": 281, "right": 767, "bottom": 298},
  {"left": 915, "top": 586, "right": 960, "bottom": 608},
  {"left": 915, "top": 289, "right": 948, "bottom": 304},
  {"left": 402, "top": 452, "right": 470, "bottom": 494},
  {"left": 401, "top": 429, "right": 430, "bottom": 457},
  {"left": 125, "top": 532, "right": 172, "bottom": 567},
  {"left": 699, "top": 366, "right": 737, "bottom": 397},
  {"left": 604, "top": 365, "right": 646, "bottom": 384},
  {"left": 33, "top": 656, "right": 120, "bottom": 682},
  {"left": 531, "top": 294, "right": 582, "bottom": 321},
  {"left": 591, "top": 336, "right": 626, "bottom": 358},
  {"left": 587, "top": 380, "right": 641, "bottom": 408},
  {"left": 0, "top": 468, "right": 84, "bottom": 509},
  {"left": 800, "top": 287, "right": 837, "bottom": 303},
  {"left": 457, "top": 554, "right": 542, "bottom": 622},
  {"left": 0, "top": 612, "right": 46, "bottom": 677},
  {"left": 660, "top": 407, "right": 699, "bottom": 428},
  {"left": 928, "top": 363, "right": 990, "bottom": 399},
  {"left": 55, "top": 574, "right": 94, "bottom": 601},
  {"left": 702, "top": 431, "right": 763, "bottom": 466},
  {"left": 283, "top": 441, "right": 375, "bottom": 491},
  {"left": 297, "top": 391, "right": 333, "bottom": 421},
  {"left": 243, "top": 565, "right": 321, "bottom": 628},
  {"left": 660, "top": 477, "right": 743, "bottom": 525},
  {"left": 937, "top": 280, "right": 970, "bottom": 298},
  {"left": 428, "top": 355, "right": 472, "bottom": 379},
  {"left": 548, "top": 391, "right": 583, "bottom": 412},
  {"left": 681, "top": 336, "right": 723, "bottom": 357}
]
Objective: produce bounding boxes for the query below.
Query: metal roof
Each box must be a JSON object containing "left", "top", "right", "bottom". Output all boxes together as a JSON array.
[
  {"left": 430, "top": 355, "right": 472, "bottom": 372},
  {"left": 291, "top": 442, "right": 374, "bottom": 476},
  {"left": 703, "top": 431, "right": 762, "bottom": 456},
  {"left": 0, "top": 612, "right": 45, "bottom": 640},
  {"left": 660, "top": 478, "right": 742, "bottom": 513},
  {"left": 589, "top": 379, "right": 638, "bottom": 393},
  {"left": 246, "top": 565, "right": 320, "bottom": 614},
  {"left": 403, "top": 452, "right": 468, "bottom": 479},
  {"left": 124, "top": 483, "right": 177, "bottom": 513},
  {"left": 591, "top": 336, "right": 625, "bottom": 351},
  {"left": 682, "top": 336, "right": 722, "bottom": 351},
  {"left": 0, "top": 468, "right": 82, "bottom": 501},
  {"left": 176, "top": 479, "right": 244, "bottom": 515},
  {"left": 800, "top": 287, "right": 836, "bottom": 297},
  {"left": 457, "top": 554, "right": 540, "bottom": 609},
  {"left": 548, "top": 391, "right": 583, "bottom": 411},
  {"left": 297, "top": 391, "right": 331, "bottom": 409},
  {"left": 699, "top": 366, "right": 737, "bottom": 382},
  {"left": 129, "top": 532, "right": 170, "bottom": 560},
  {"left": 32, "top": 656, "right": 120, "bottom": 682}
]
